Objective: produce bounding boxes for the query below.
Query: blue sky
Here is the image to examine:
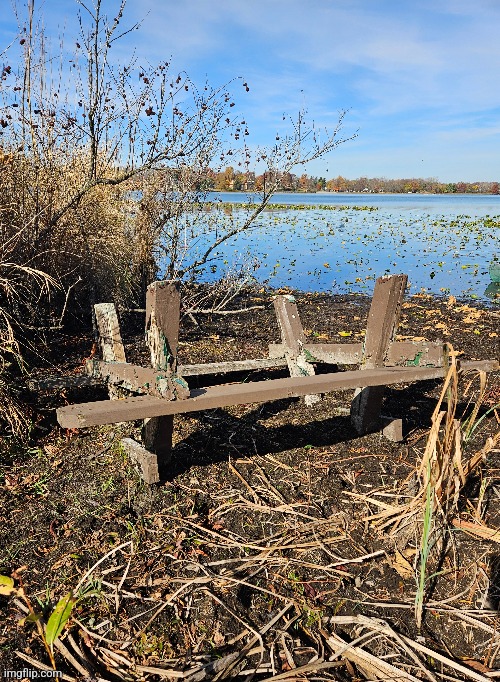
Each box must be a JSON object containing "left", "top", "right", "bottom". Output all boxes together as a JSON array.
[{"left": 2, "top": 0, "right": 500, "bottom": 182}]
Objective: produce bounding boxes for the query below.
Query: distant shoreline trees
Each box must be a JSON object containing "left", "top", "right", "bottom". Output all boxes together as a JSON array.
[{"left": 206, "top": 170, "right": 500, "bottom": 194}]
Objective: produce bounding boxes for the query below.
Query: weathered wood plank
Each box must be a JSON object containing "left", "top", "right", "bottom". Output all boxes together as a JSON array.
[
  {"left": 32, "top": 358, "right": 282, "bottom": 396},
  {"left": 29, "top": 339, "right": 444, "bottom": 394},
  {"left": 84, "top": 359, "right": 189, "bottom": 399},
  {"left": 28, "top": 374, "right": 100, "bottom": 391},
  {"left": 94, "top": 303, "right": 126, "bottom": 363},
  {"left": 350, "top": 274, "right": 407, "bottom": 435},
  {"left": 269, "top": 340, "right": 443, "bottom": 367},
  {"left": 121, "top": 437, "right": 160, "bottom": 484},
  {"left": 143, "top": 281, "right": 183, "bottom": 467},
  {"left": 94, "top": 302, "right": 126, "bottom": 400},
  {"left": 381, "top": 417, "right": 404, "bottom": 442},
  {"left": 57, "top": 359, "right": 499, "bottom": 429},
  {"left": 178, "top": 357, "right": 287, "bottom": 376},
  {"left": 274, "top": 295, "right": 320, "bottom": 405},
  {"left": 269, "top": 342, "right": 363, "bottom": 364},
  {"left": 386, "top": 340, "right": 444, "bottom": 367},
  {"left": 145, "top": 281, "right": 181, "bottom": 372}
]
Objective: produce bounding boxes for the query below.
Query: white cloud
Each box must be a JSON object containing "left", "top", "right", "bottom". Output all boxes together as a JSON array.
[{"left": 2, "top": 0, "right": 500, "bottom": 179}]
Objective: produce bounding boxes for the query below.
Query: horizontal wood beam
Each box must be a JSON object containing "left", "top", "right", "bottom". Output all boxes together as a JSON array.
[
  {"left": 56, "top": 359, "right": 498, "bottom": 429},
  {"left": 84, "top": 359, "right": 189, "bottom": 399},
  {"left": 86, "top": 357, "right": 286, "bottom": 390},
  {"left": 269, "top": 340, "right": 443, "bottom": 367},
  {"left": 29, "top": 358, "right": 288, "bottom": 393},
  {"left": 178, "top": 357, "right": 287, "bottom": 376},
  {"left": 268, "top": 342, "right": 363, "bottom": 364},
  {"left": 29, "top": 341, "right": 446, "bottom": 394},
  {"left": 385, "top": 340, "right": 444, "bottom": 367},
  {"left": 28, "top": 375, "right": 100, "bottom": 391}
]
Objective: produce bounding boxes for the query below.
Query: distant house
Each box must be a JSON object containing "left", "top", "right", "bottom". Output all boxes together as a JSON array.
[{"left": 243, "top": 172, "right": 256, "bottom": 191}]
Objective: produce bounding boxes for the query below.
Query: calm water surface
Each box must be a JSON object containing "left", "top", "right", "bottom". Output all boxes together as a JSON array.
[{"left": 194, "top": 193, "right": 500, "bottom": 302}]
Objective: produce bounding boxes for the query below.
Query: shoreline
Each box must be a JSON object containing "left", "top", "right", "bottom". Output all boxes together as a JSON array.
[{"left": 213, "top": 190, "right": 500, "bottom": 197}]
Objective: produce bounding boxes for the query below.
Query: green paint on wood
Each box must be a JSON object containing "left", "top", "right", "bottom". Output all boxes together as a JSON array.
[
  {"left": 303, "top": 348, "right": 318, "bottom": 363},
  {"left": 406, "top": 351, "right": 423, "bottom": 367},
  {"left": 173, "top": 376, "right": 189, "bottom": 389}
]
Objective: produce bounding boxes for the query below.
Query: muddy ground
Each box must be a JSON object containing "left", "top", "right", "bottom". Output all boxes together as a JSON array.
[{"left": 0, "top": 288, "right": 499, "bottom": 680}]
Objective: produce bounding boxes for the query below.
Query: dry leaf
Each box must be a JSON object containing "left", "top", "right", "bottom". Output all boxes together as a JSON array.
[
  {"left": 463, "top": 310, "right": 482, "bottom": 324},
  {"left": 452, "top": 518, "right": 500, "bottom": 542},
  {"left": 390, "top": 549, "right": 414, "bottom": 579},
  {"left": 462, "top": 659, "right": 492, "bottom": 674}
]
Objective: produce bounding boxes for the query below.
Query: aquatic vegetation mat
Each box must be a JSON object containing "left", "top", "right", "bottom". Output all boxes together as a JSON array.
[{"left": 191, "top": 204, "right": 500, "bottom": 302}]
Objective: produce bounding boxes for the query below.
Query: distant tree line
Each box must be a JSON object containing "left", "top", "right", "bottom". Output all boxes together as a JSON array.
[{"left": 204, "top": 168, "right": 500, "bottom": 194}]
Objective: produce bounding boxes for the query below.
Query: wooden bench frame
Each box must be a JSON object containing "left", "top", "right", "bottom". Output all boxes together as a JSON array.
[{"left": 55, "top": 275, "right": 499, "bottom": 483}]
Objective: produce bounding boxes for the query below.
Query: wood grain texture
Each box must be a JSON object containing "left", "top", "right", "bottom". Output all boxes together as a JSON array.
[
  {"left": 57, "top": 360, "right": 499, "bottom": 429},
  {"left": 350, "top": 274, "right": 408, "bottom": 435},
  {"left": 274, "top": 295, "right": 320, "bottom": 405}
]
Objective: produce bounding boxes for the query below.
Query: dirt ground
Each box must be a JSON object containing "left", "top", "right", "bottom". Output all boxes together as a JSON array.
[{"left": 0, "top": 287, "right": 499, "bottom": 680}]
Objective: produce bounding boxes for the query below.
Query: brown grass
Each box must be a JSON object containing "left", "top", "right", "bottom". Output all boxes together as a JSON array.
[
  {"left": 0, "top": 152, "right": 143, "bottom": 435},
  {"left": 353, "top": 345, "right": 500, "bottom": 630}
]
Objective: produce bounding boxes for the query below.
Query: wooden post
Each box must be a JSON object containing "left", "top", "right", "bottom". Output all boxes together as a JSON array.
[
  {"left": 121, "top": 437, "right": 159, "bottom": 484},
  {"left": 274, "top": 295, "right": 320, "bottom": 406},
  {"left": 94, "top": 303, "right": 126, "bottom": 399},
  {"left": 350, "top": 274, "right": 407, "bottom": 435},
  {"left": 142, "top": 280, "right": 181, "bottom": 473}
]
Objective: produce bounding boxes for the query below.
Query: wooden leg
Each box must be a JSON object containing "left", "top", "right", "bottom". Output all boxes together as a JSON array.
[
  {"left": 274, "top": 295, "right": 320, "bottom": 406},
  {"left": 121, "top": 437, "right": 160, "bottom": 484},
  {"left": 381, "top": 417, "right": 404, "bottom": 442},
  {"left": 94, "top": 302, "right": 126, "bottom": 400},
  {"left": 351, "top": 385, "right": 386, "bottom": 435},
  {"left": 142, "top": 416, "right": 174, "bottom": 475},
  {"left": 143, "top": 280, "right": 182, "bottom": 472},
  {"left": 351, "top": 274, "right": 407, "bottom": 435}
]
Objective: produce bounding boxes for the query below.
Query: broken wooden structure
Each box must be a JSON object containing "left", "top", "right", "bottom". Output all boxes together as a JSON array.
[{"left": 54, "top": 275, "right": 499, "bottom": 483}]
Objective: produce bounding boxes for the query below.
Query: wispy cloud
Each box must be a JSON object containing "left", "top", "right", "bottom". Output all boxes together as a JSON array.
[{"left": 1, "top": 0, "right": 500, "bottom": 180}]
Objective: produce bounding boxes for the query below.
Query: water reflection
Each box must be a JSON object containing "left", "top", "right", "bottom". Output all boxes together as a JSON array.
[{"left": 160, "top": 194, "right": 500, "bottom": 303}]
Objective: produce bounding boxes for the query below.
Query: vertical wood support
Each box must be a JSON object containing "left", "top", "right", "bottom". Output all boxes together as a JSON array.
[
  {"left": 142, "top": 280, "right": 181, "bottom": 472},
  {"left": 94, "top": 303, "right": 126, "bottom": 399},
  {"left": 274, "top": 295, "right": 320, "bottom": 406},
  {"left": 350, "top": 274, "right": 407, "bottom": 435},
  {"left": 121, "top": 437, "right": 159, "bottom": 484}
]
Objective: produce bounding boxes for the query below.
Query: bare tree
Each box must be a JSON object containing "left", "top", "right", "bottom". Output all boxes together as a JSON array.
[
  {"left": 0, "top": 0, "right": 356, "bottom": 434},
  {"left": 133, "top": 107, "right": 355, "bottom": 313},
  {"left": 0, "top": 0, "right": 251, "bottom": 314},
  {"left": 1, "top": 0, "right": 355, "bottom": 321}
]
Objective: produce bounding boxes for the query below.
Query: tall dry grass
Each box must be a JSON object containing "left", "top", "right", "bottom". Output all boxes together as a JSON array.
[
  {"left": 0, "top": 148, "right": 143, "bottom": 437},
  {"left": 357, "top": 346, "right": 499, "bottom": 628}
]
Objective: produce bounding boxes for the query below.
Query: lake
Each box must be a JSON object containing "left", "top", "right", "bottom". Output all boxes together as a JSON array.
[{"left": 176, "top": 192, "right": 500, "bottom": 303}]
